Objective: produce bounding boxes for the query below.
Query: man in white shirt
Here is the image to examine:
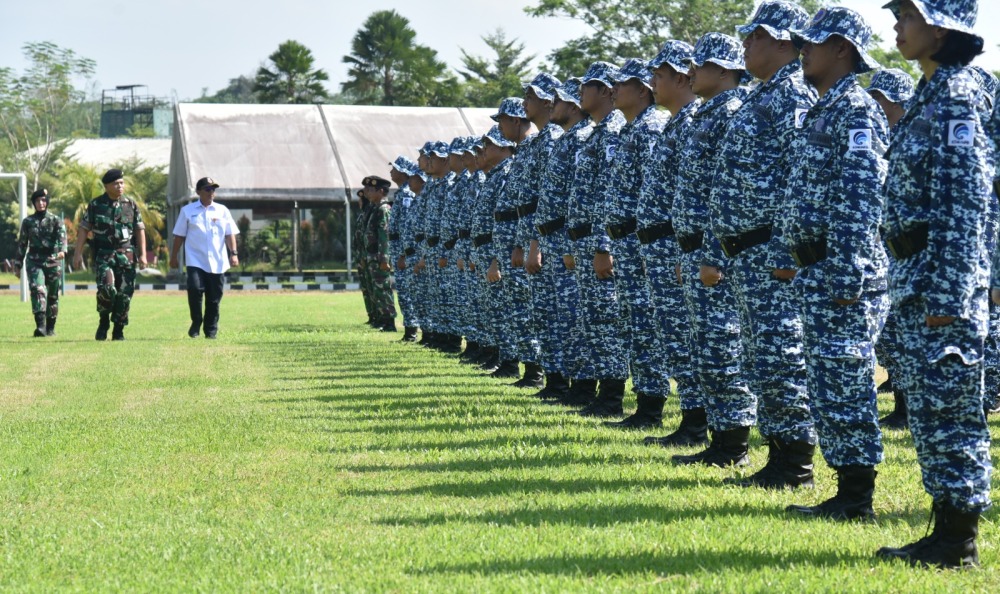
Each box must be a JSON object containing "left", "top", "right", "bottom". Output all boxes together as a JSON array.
[{"left": 170, "top": 177, "right": 239, "bottom": 339}]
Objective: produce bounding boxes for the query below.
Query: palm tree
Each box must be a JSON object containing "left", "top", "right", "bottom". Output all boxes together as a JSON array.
[{"left": 253, "top": 40, "right": 330, "bottom": 104}]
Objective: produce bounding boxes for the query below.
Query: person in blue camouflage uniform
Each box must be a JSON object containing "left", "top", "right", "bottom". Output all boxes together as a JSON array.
[
  {"left": 434, "top": 137, "right": 468, "bottom": 352},
  {"left": 629, "top": 41, "right": 704, "bottom": 439},
  {"left": 363, "top": 176, "right": 398, "bottom": 331},
  {"left": 488, "top": 98, "right": 534, "bottom": 379},
  {"left": 73, "top": 168, "right": 147, "bottom": 341},
  {"left": 564, "top": 62, "right": 629, "bottom": 414},
  {"left": 867, "top": 68, "right": 917, "bottom": 430},
  {"left": 410, "top": 144, "right": 438, "bottom": 345},
  {"left": 593, "top": 58, "right": 674, "bottom": 422},
  {"left": 991, "top": 84, "right": 1000, "bottom": 415},
  {"left": 417, "top": 141, "right": 459, "bottom": 351},
  {"left": 666, "top": 34, "right": 759, "bottom": 466},
  {"left": 389, "top": 156, "right": 421, "bottom": 341},
  {"left": 774, "top": 8, "right": 891, "bottom": 509},
  {"left": 874, "top": 0, "right": 993, "bottom": 570},
  {"left": 402, "top": 165, "right": 430, "bottom": 343},
  {"left": 533, "top": 79, "right": 593, "bottom": 403},
  {"left": 706, "top": 1, "right": 818, "bottom": 485},
  {"left": 13, "top": 188, "right": 66, "bottom": 337},
  {"left": 512, "top": 74, "right": 564, "bottom": 392},
  {"left": 467, "top": 134, "right": 502, "bottom": 370},
  {"left": 454, "top": 139, "right": 488, "bottom": 365}
]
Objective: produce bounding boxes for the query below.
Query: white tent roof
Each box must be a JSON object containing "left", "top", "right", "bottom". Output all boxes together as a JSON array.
[
  {"left": 168, "top": 103, "right": 500, "bottom": 206},
  {"left": 25, "top": 138, "right": 171, "bottom": 170}
]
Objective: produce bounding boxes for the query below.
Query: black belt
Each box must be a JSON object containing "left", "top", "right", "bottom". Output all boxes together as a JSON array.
[
  {"left": 567, "top": 223, "right": 593, "bottom": 241},
  {"left": 458, "top": 229, "right": 471, "bottom": 239},
  {"left": 494, "top": 209, "right": 519, "bottom": 223},
  {"left": 885, "top": 223, "right": 928, "bottom": 261},
  {"left": 426, "top": 236, "right": 440, "bottom": 247},
  {"left": 473, "top": 233, "right": 493, "bottom": 247},
  {"left": 414, "top": 233, "right": 425, "bottom": 242},
  {"left": 516, "top": 201, "right": 538, "bottom": 217},
  {"left": 444, "top": 238, "right": 458, "bottom": 250},
  {"left": 677, "top": 232, "right": 704, "bottom": 253},
  {"left": 790, "top": 236, "right": 828, "bottom": 268},
  {"left": 389, "top": 232, "right": 400, "bottom": 241},
  {"left": 606, "top": 219, "right": 638, "bottom": 240},
  {"left": 404, "top": 247, "right": 416, "bottom": 256},
  {"left": 636, "top": 221, "right": 675, "bottom": 245},
  {"left": 537, "top": 217, "right": 566, "bottom": 236},
  {"left": 719, "top": 225, "right": 772, "bottom": 258}
]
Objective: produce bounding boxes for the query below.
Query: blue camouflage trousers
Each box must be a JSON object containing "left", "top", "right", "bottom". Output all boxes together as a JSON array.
[
  {"left": 539, "top": 237, "right": 582, "bottom": 378},
  {"left": 487, "top": 273, "right": 516, "bottom": 361},
  {"left": 983, "top": 301, "right": 1000, "bottom": 409},
  {"left": 729, "top": 244, "right": 815, "bottom": 444},
  {"left": 641, "top": 237, "right": 701, "bottom": 408},
  {"left": 436, "top": 258, "right": 459, "bottom": 335},
  {"left": 893, "top": 292, "right": 992, "bottom": 514},
  {"left": 680, "top": 250, "right": 756, "bottom": 430},
  {"left": 395, "top": 262, "right": 419, "bottom": 328},
  {"left": 470, "top": 247, "right": 497, "bottom": 348},
  {"left": 571, "top": 236, "right": 628, "bottom": 381},
  {"left": 798, "top": 280, "right": 889, "bottom": 468},
  {"left": 502, "top": 263, "right": 541, "bottom": 364},
  {"left": 611, "top": 235, "right": 670, "bottom": 397}
]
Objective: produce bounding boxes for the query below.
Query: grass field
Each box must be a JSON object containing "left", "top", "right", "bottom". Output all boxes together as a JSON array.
[{"left": 0, "top": 291, "right": 997, "bottom": 592}]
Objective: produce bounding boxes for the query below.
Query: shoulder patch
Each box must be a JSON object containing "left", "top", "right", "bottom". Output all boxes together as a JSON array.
[
  {"left": 948, "top": 120, "right": 975, "bottom": 147},
  {"left": 794, "top": 107, "right": 809, "bottom": 129},
  {"left": 848, "top": 129, "right": 873, "bottom": 151}
]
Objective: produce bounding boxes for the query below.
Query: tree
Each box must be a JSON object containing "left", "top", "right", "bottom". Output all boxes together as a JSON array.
[
  {"left": 459, "top": 29, "right": 536, "bottom": 108},
  {"left": 196, "top": 74, "right": 258, "bottom": 104},
  {"left": 0, "top": 41, "right": 96, "bottom": 190},
  {"left": 253, "top": 41, "right": 330, "bottom": 104},
  {"left": 342, "top": 10, "right": 459, "bottom": 106},
  {"left": 524, "top": 0, "right": 824, "bottom": 78}
]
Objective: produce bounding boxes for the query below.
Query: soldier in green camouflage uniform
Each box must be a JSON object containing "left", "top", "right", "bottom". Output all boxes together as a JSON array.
[
  {"left": 354, "top": 185, "right": 377, "bottom": 325},
  {"left": 13, "top": 188, "right": 67, "bottom": 337},
  {"left": 72, "top": 168, "right": 147, "bottom": 341},
  {"left": 363, "top": 176, "right": 397, "bottom": 331}
]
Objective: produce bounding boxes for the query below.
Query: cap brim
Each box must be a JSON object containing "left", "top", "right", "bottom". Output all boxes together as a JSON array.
[
  {"left": 794, "top": 30, "right": 880, "bottom": 74},
  {"left": 523, "top": 83, "right": 555, "bottom": 101},
  {"left": 737, "top": 23, "right": 791, "bottom": 41},
  {"left": 883, "top": 0, "right": 980, "bottom": 37}
]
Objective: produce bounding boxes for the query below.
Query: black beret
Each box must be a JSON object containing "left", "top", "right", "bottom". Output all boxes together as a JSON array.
[
  {"left": 356, "top": 189, "right": 364, "bottom": 199},
  {"left": 102, "top": 168, "right": 124, "bottom": 184},
  {"left": 30, "top": 188, "right": 48, "bottom": 201},
  {"left": 364, "top": 175, "right": 392, "bottom": 191}
]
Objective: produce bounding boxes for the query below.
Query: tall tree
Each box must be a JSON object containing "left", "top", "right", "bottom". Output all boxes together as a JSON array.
[
  {"left": 459, "top": 29, "right": 536, "bottom": 108},
  {"left": 0, "top": 41, "right": 96, "bottom": 190},
  {"left": 525, "top": 0, "right": 823, "bottom": 78},
  {"left": 341, "top": 10, "right": 458, "bottom": 106},
  {"left": 253, "top": 41, "right": 330, "bottom": 104}
]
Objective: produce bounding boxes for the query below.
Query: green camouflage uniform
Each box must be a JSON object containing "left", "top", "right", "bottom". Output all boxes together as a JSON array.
[
  {"left": 80, "top": 193, "right": 145, "bottom": 324},
  {"left": 355, "top": 198, "right": 375, "bottom": 319},
  {"left": 365, "top": 201, "right": 396, "bottom": 322},
  {"left": 15, "top": 211, "right": 66, "bottom": 317}
]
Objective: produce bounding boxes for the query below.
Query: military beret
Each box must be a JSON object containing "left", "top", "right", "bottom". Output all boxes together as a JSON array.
[
  {"left": 30, "top": 188, "right": 49, "bottom": 201},
  {"left": 101, "top": 168, "right": 124, "bottom": 184},
  {"left": 365, "top": 176, "right": 392, "bottom": 191}
]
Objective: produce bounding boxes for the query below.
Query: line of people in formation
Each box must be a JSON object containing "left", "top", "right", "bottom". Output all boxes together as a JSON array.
[{"left": 357, "top": 1, "right": 998, "bottom": 570}]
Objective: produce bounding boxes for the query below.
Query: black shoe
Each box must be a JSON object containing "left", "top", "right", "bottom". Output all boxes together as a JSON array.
[
  {"left": 534, "top": 373, "right": 569, "bottom": 400},
  {"left": 490, "top": 359, "right": 521, "bottom": 379},
  {"left": 672, "top": 427, "right": 751, "bottom": 468},
  {"left": 33, "top": 312, "right": 47, "bottom": 337},
  {"left": 786, "top": 465, "right": 876, "bottom": 522},
  {"left": 459, "top": 341, "right": 480, "bottom": 362},
  {"left": 643, "top": 407, "right": 708, "bottom": 445},
  {"left": 111, "top": 323, "right": 126, "bottom": 341},
  {"left": 381, "top": 320, "right": 397, "bottom": 332},
  {"left": 577, "top": 378, "right": 625, "bottom": 417},
  {"left": 478, "top": 349, "right": 500, "bottom": 372},
  {"left": 876, "top": 377, "right": 894, "bottom": 393},
  {"left": 512, "top": 362, "right": 545, "bottom": 389},
  {"left": 401, "top": 326, "right": 418, "bottom": 342},
  {"left": 96, "top": 315, "right": 111, "bottom": 341},
  {"left": 725, "top": 437, "right": 815, "bottom": 489},
  {"left": 45, "top": 317, "right": 56, "bottom": 337},
  {"left": 439, "top": 334, "right": 463, "bottom": 353},
  {"left": 205, "top": 332, "right": 217, "bottom": 339},
  {"left": 876, "top": 501, "right": 980, "bottom": 569},
  {"left": 188, "top": 322, "right": 201, "bottom": 338},
  {"left": 880, "top": 389, "right": 909, "bottom": 430},
  {"left": 549, "top": 378, "right": 597, "bottom": 407},
  {"left": 606, "top": 392, "right": 665, "bottom": 429},
  {"left": 417, "top": 331, "right": 431, "bottom": 345}
]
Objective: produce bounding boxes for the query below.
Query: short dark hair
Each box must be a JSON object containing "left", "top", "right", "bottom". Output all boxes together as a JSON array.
[{"left": 932, "top": 31, "right": 984, "bottom": 67}]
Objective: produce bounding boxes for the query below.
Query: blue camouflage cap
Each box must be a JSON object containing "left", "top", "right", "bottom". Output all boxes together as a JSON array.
[
  {"left": 490, "top": 97, "right": 527, "bottom": 121},
  {"left": 737, "top": 0, "right": 810, "bottom": 40},
  {"left": 648, "top": 40, "right": 695, "bottom": 74},
  {"left": 428, "top": 140, "right": 450, "bottom": 157},
  {"left": 554, "top": 78, "right": 583, "bottom": 107},
  {"left": 867, "top": 68, "right": 916, "bottom": 104},
  {"left": 579, "top": 61, "right": 620, "bottom": 88},
  {"left": 523, "top": 72, "right": 561, "bottom": 101},
  {"left": 390, "top": 155, "right": 419, "bottom": 176},
  {"left": 418, "top": 141, "right": 436, "bottom": 155},
  {"left": 449, "top": 137, "right": 467, "bottom": 155},
  {"left": 883, "top": 0, "right": 979, "bottom": 37},
  {"left": 793, "top": 7, "right": 880, "bottom": 73},
  {"left": 614, "top": 58, "right": 654, "bottom": 89},
  {"left": 969, "top": 65, "right": 998, "bottom": 103},
  {"left": 687, "top": 32, "right": 746, "bottom": 72},
  {"left": 483, "top": 124, "right": 516, "bottom": 148}
]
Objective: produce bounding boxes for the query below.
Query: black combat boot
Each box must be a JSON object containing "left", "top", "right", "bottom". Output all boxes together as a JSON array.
[
  {"left": 188, "top": 321, "right": 201, "bottom": 338},
  {"left": 111, "top": 323, "right": 126, "bottom": 341},
  {"left": 879, "top": 389, "right": 909, "bottom": 430},
  {"left": 725, "top": 437, "right": 815, "bottom": 489},
  {"left": 490, "top": 359, "right": 521, "bottom": 379},
  {"left": 33, "top": 312, "right": 47, "bottom": 337},
  {"left": 381, "top": 318, "right": 397, "bottom": 332},
  {"left": 876, "top": 501, "right": 980, "bottom": 569},
  {"left": 45, "top": 317, "right": 56, "bottom": 337},
  {"left": 671, "top": 427, "right": 751, "bottom": 467},
  {"left": 876, "top": 375, "right": 893, "bottom": 394},
  {"left": 535, "top": 373, "right": 569, "bottom": 400},
  {"left": 578, "top": 378, "right": 625, "bottom": 418},
  {"left": 95, "top": 314, "right": 111, "bottom": 341},
  {"left": 512, "top": 362, "right": 545, "bottom": 389},
  {"left": 550, "top": 378, "right": 596, "bottom": 407},
  {"left": 401, "top": 326, "right": 418, "bottom": 342},
  {"left": 459, "top": 341, "right": 480, "bottom": 362},
  {"left": 417, "top": 330, "right": 431, "bottom": 345},
  {"left": 605, "top": 392, "right": 664, "bottom": 429},
  {"left": 440, "top": 334, "right": 463, "bottom": 353},
  {"left": 786, "top": 465, "right": 876, "bottom": 521},
  {"left": 643, "top": 407, "right": 708, "bottom": 445},
  {"left": 478, "top": 347, "right": 500, "bottom": 371}
]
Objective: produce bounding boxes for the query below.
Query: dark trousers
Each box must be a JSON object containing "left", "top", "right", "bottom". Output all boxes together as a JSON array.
[{"left": 187, "top": 266, "right": 224, "bottom": 335}]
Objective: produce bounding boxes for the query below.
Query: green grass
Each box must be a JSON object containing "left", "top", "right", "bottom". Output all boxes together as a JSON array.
[{"left": 0, "top": 291, "right": 997, "bottom": 592}]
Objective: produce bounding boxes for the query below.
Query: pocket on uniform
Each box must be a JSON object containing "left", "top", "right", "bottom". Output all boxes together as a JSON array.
[{"left": 815, "top": 338, "right": 872, "bottom": 361}]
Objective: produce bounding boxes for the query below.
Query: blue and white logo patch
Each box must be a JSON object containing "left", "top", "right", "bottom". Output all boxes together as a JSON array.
[
  {"left": 948, "top": 120, "right": 974, "bottom": 147},
  {"left": 605, "top": 145, "right": 616, "bottom": 162},
  {"left": 849, "top": 128, "right": 872, "bottom": 151},
  {"left": 794, "top": 107, "right": 809, "bottom": 129}
]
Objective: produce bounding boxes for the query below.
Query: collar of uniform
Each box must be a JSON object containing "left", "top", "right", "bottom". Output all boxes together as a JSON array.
[
  {"left": 813, "top": 72, "right": 858, "bottom": 112},
  {"left": 666, "top": 99, "right": 701, "bottom": 132},
  {"left": 595, "top": 109, "right": 620, "bottom": 129},
  {"left": 748, "top": 59, "right": 804, "bottom": 101},
  {"left": 700, "top": 87, "right": 743, "bottom": 116}
]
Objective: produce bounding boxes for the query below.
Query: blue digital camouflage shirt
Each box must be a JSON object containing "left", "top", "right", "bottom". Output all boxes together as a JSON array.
[
  {"left": 512, "top": 123, "right": 563, "bottom": 250},
  {"left": 637, "top": 100, "right": 700, "bottom": 229},
  {"left": 471, "top": 157, "right": 514, "bottom": 266},
  {"left": 883, "top": 65, "right": 995, "bottom": 319},
  {"left": 605, "top": 104, "right": 668, "bottom": 230},
  {"left": 457, "top": 171, "right": 485, "bottom": 264},
  {"left": 566, "top": 109, "right": 627, "bottom": 255},
  {"left": 710, "top": 60, "right": 817, "bottom": 268},
  {"left": 780, "top": 73, "right": 889, "bottom": 301},
  {"left": 535, "top": 119, "right": 594, "bottom": 258},
  {"left": 388, "top": 183, "right": 415, "bottom": 262},
  {"left": 438, "top": 171, "right": 467, "bottom": 260}
]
